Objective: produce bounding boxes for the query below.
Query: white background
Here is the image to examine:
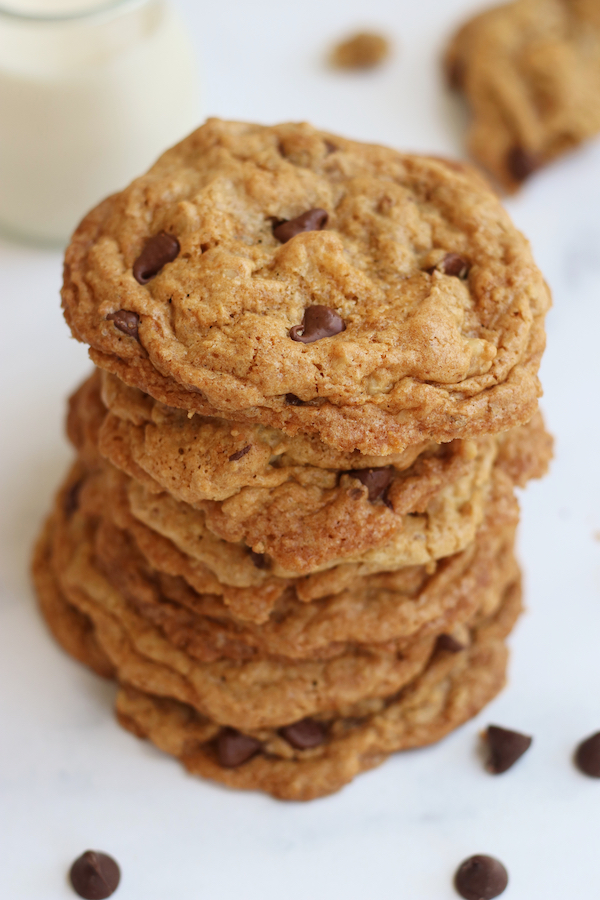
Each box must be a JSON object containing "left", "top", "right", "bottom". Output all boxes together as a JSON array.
[{"left": 1, "top": 0, "right": 599, "bottom": 896}]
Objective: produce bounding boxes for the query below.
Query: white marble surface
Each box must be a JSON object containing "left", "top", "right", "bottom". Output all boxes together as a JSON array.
[{"left": 1, "top": 0, "right": 599, "bottom": 896}]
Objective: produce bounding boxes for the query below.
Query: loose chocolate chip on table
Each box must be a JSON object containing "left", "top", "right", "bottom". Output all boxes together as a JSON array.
[
  {"left": 290, "top": 305, "right": 346, "bottom": 343},
  {"left": 506, "top": 146, "right": 539, "bottom": 182},
  {"left": 347, "top": 467, "right": 393, "bottom": 502},
  {"left": 436, "top": 634, "right": 466, "bottom": 654},
  {"left": 273, "top": 208, "right": 328, "bottom": 243},
  {"left": 485, "top": 725, "right": 532, "bottom": 774},
  {"left": 106, "top": 310, "right": 140, "bottom": 341},
  {"left": 228, "top": 444, "right": 251, "bottom": 462},
  {"left": 217, "top": 728, "right": 262, "bottom": 768},
  {"left": 575, "top": 731, "right": 600, "bottom": 777},
  {"left": 285, "top": 393, "right": 304, "bottom": 406},
  {"left": 132, "top": 231, "right": 180, "bottom": 284},
  {"left": 280, "top": 718, "right": 326, "bottom": 750},
  {"left": 454, "top": 855, "right": 508, "bottom": 900},
  {"left": 69, "top": 850, "right": 120, "bottom": 900}
]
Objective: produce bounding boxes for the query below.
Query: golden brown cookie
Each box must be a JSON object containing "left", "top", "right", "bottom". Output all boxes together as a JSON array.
[
  {"left": 62, "top": 119, "right": 550, "bottom": 454},
  {"left": 445, "top": 0, "right": 600, "bottom": 191}
]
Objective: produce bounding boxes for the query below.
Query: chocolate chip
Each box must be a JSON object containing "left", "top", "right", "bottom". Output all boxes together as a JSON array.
[
  {"left": 485, "top": 725, "right": 532, "bottom": 774},
  {"left": 441, "top": 252, "right": 469, "bottom": 278},
  {"left": 69, "top": 851, "right": 120, "bottom": 900},
  {"left": 324, "top": 140, "right": 338, "bottom": 154},
  {"left": 506, "top": 146, "right": 539, "bottom": 182},
  {"left": 436, "top": 633, "right": 466, "bottom": 654},
  {"left": 133, "top": 231, "right": 180, "bottom": 284},
  {"left": 280, "top": 718, "right": 326, "bottom": 750},
  {"left": 273, "top": 208, "right": 328, "bottom": 243},
  {"left": 575, "top": 731, "right": 600, "bottom": 777},
  {"left": 285, "top": 393, "right": 304, "bottom": 406},
  {"left": 228, "top": 445, "right": 251, "bottom": 462},
  {"left": 249, "top": 550, "right": 268, "bottom": 569},
  {"left": 347, "top": 467, "right": 393, "bottom": 502},
  {"left": 290, "top": 305, "right": 346, "bottom": 343},
  {"left": 64, "top": 479, "right": 83, "bottom": 517},
  {"left": 106, "top": 310, "right": 140, "bottom": 341},
  {"left": 447, "top": 58, "right": 465, "bottom": 90},
  {"left": 217, "top": 728, "right": 261, "bottom": 768},
  {"left": 454, "top": 855, "right": 508, "bottom": 900}
]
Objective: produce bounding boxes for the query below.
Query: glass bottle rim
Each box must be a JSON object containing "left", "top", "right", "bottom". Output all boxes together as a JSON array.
[{"left": 0, "top": 0, "right": 149, "bottom": 23}]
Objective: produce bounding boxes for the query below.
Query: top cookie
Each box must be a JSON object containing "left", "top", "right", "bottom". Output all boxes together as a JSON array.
[
  {"left": 445, "top": 0, "right": 600, "bottom": 191},
  {"left": 63, "top": 119, "right": 550, "bottom": 455}
]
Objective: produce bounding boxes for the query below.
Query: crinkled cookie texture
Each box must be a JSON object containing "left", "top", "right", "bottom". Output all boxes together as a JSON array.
[
  {"left": 445, "top": 0, "right": 600, "bottom": 191},
  {"left": 62, "top": 118, "right": 550, "bottom": 454},
  {"left": 33, "top": 511, "right": 520, "bottom": 799}
]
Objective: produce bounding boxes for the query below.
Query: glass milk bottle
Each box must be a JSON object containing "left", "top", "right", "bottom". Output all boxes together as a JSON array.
[{"left": 0, "top": 0, "right": 200, "bottom": 244}]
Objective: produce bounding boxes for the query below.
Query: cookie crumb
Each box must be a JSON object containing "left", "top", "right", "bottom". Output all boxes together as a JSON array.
[{"left": 330, "top": 31, "right": 390, "bottom": 70}]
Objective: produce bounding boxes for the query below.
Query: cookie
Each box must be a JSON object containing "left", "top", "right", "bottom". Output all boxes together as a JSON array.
[
  {"left": 445, "top": 0, "right": 600, "bottom": 191},
  {"left": 62, "top": 119, "right": 550, "bottom": 455}
]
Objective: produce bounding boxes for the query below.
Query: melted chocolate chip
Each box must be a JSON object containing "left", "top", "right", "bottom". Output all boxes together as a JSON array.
[
  {"left": 106, "top": 310, "right": 140, "bottom": 341},
  {"left": 64, "top": 479, "right": 83, "bottom": 517},
  {"left": 285, "top": 393, "right": 304, "bottom": 406},
  {"left": 132, "top": 231, "right": 180, "bottom": 284},
  {"left": 436, "top": 633, "right": 466, "bottom": 654},
  {"left": 440, "top": 252, "right": 469, "bottom": 278},
  {"left": 217, "top": 728, "right": 261, "bottom": 768},
  {"left": 249, "top": 550, "right": 268, "bottom": 569},
  {"left": 228, "top": 444, "right": 251, "bottom": 462},
  {"left": 506, "top": 146, "right": 539, "bottom": 182},
  {"left": 69, "top": 851, "right": 120, "bottom": 900},
  {"left": 485, "top": 725, "right": 532, "bottom": 774},
  {"left": 575, "top": 731, "right": 600, "bottom": 777},
  {"left": 280, "top": 718, "right": 326, "bottom": 750},
  {"left": 324, "top": 140, "right": 338, "bottom": 154},
  {"left": 348, "top": 467, "right": 393, "bottom": 502},
  {"left": 273, "top": 208, "right": 328, "bottom": 243},
  {"left": 290, "top": 305, "right": 346, "bottom": 343},
  {"left": 454, "top": 855, "right": 508, "bottom": 900}
]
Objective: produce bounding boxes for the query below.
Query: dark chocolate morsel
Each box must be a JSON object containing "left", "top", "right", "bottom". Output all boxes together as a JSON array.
[
  {"left": 506, "top": 146, "right": 539, "bottom": 182},
  {"left": 69, "top": 850, "right": 120, "bottom": 900},
  {"left": 447, "top": 57, "right": 465, "bottom": 90},
  {"left": 64, "top": 479, "right": 83, "bottom": 517},
  {"left": 485, "top": 725, "right": 532, "bottom": 774},
  {"left": 217, "top": 728, "right": 262, "bottom": 768},
  {"left": 280, "top": 718, "right": 326, "bottom": 750},
  {"left": 228, "top": 444, "right": 251, "bottom": 462},
  {"left": 273, "top": 208, "right": 328, "bottom": 243},
  {"left": 285, "top": 393, "right": 304, "bottom": 406},
  {"left": 454, "top": 855, "right": 508, "bottom": 900},
  {"left": 441, "top": 252, "right": 469, "bottom": 278},
  {"left": 348, "top": 467, "right": 393, "bottom": 502},
  {"left": 324, "top": 140, "right": 338, "bottom": 154},
  {"left": 290, "top": 305, "right": 346, "bottom": 343},
  {"left": 249, "top": 550, "right": 267, "bottom": 569},
  {"left": 107, "top": 310, "right": 140, "bottom": 341},
  {"left": 575, "top": 731, "right": 600, "bottom": 777},
  {"left": 436, "top": 633, "right": 466, "bottom": 654},
  {"left": 133, "top": 231, "right": 180, "bottom": 284}
]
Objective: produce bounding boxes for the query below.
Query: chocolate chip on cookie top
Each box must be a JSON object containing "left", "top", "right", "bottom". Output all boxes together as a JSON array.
[
  {"left": 106, "top": 310, "right": 140, "bottom": 341},
  {"left": 69, "top": 851, "right": 120, "bottom": 900},
  {"left": 289, "top": 305, "right": 346, "bottom": 343},
  {"left": 484, "top": 724, "right": 532, "bottom": 774},
  {"left": 273, "top": 208, "right": 328, "bottom": 243},
  {"left": 62, "top": 119, "right": 550, "bottom": 455},
  {"left": 454, "top": 855, "right": 508, "bottom": 900},
  {"left": 133, "top": 231, "right": 180, "bottom": 284}
]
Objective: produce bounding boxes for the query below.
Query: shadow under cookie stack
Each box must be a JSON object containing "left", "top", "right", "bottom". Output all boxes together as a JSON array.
[{"left": 33, "top": 120, "right": 552, "bottom": 800}]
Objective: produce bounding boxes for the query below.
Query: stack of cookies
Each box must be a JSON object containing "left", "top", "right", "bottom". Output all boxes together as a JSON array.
[{"left": 33, "top": 120, "right": 552, "bottom": 800}]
